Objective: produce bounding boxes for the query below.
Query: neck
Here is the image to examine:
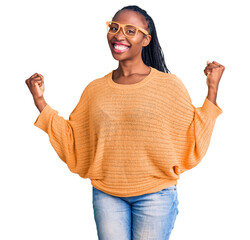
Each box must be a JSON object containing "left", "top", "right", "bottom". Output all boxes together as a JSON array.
[{"left": 115, "top": 57, "right": 150, "bottom": 77}]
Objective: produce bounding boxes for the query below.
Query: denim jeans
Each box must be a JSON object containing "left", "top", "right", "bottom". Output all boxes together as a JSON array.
[{"left": 92, "top": 184, "right": 179, "bottom": 240}]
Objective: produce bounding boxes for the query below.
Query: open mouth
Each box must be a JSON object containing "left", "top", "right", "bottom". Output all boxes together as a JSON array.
[{"left": 111, "top": 43, "right": 130, "bottom": 53}]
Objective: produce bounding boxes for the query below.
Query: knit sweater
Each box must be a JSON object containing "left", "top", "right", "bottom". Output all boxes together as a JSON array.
[{"left": 34, "top": 67, "right": 223, "bottom": 197}]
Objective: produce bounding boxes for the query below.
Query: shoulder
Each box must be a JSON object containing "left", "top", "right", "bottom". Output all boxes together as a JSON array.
[
  {"left": 87, "top": 72, "right": 109, "bottom": 88},
  {"left": 154, "top": 69, "right": 193, "bottom": 106},
  {"left": 75, "top": 72, "right": 110, "bottom": 103},
  {"left": 164, "top": 72, "right": 192, "bottom": 102},
  {"left": 152, "top": 68, "right": 183, "bottom": 86},
  {"left": 152, "top": 68, "right": 189, "bottom": 95},
  {"left": 81, "top": 71, "right": 111, "bottom": 94}
]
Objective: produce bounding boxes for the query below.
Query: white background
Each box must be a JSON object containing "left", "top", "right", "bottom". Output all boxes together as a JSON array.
[{"left": 1, "top": 0, "right": 249, "bottom": 239}]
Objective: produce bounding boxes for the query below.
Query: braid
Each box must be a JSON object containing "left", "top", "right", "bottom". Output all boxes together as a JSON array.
[{"left": 112, "top": 5, "right": 171, "bottom": 73}]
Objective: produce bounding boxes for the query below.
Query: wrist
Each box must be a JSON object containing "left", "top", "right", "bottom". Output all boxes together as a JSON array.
[
  {"left": 33, "top": 96, "right": 47, "bottom": 113},
  {"left": 208, "top": 86, "right": 218, "bottom": 92},
  {"left": 207, "top": 88, "right": 218, "bottom": 105},
  {"left": 33, "top": 95, "right": 45, "bottom": 102}
]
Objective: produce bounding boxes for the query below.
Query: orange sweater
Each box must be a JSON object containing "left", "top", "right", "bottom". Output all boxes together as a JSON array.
[{"left": 34, "top": 67, "right": 223, "bottom": 197}]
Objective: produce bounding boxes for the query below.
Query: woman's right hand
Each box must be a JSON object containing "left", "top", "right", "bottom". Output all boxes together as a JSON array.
[{"left": 25, "top": 73, "right": 45, "bottom": 100}]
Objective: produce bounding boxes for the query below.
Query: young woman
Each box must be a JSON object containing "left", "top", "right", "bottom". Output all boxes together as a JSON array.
[{"left": 25, "top": 5, "right": 225, "bottom": 240}]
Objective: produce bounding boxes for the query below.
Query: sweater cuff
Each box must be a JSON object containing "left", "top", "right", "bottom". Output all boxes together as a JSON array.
[
  {"left": 34, "top": 104, "right": 59, "bottom": 133},
  {"left": 201, "top": 97, "right": 223, "bottom": 120}
]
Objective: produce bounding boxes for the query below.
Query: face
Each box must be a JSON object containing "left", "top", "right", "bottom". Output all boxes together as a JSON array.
[{"left": 107, "top": 10, "right": 151, "bottom": 62}]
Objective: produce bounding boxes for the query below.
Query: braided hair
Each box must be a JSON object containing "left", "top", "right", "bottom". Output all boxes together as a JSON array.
[{"left": 112, "top": 5, "right": 171, "bottom": 73}]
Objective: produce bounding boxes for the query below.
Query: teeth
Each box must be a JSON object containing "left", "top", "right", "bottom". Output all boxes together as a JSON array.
[{"left": 114, "top": 44, "right": 129, "bottom": 50}]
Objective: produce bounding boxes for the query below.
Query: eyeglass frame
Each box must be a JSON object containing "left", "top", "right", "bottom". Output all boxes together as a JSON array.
[{"left": 106, "top": 21, "right": 151, "bottom": 38}]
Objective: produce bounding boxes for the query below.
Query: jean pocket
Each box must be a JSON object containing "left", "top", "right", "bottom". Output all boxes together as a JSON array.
[{"left": 158, "top": 185, "right": 177, "bottom": 194}]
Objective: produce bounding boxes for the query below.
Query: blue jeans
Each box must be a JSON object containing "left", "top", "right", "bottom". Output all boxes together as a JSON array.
[{"left": 92, "top": 184, "right": 179, "bottom": 240}]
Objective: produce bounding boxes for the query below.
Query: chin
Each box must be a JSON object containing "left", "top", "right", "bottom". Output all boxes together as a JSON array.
[
  {"left": 109, "top": 46, "right": 132, "bottom": 62},
  {"left": 111, "top": 53, "right": 128, "bottom": 61}
]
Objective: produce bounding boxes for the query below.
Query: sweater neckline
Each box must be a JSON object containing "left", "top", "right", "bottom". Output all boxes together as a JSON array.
[{"left": 106, "top": 66, "right": 156, "bottom": 89}]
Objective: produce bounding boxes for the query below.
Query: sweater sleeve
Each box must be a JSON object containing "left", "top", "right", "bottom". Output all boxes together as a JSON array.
[
  {"left": 33, "top": 86, "right": 89, "bottom": 173},
  {"left": 171, "top": 74, "right": 223, "bottom": 175}
]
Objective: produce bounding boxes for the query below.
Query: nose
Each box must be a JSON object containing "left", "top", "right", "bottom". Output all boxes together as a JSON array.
[{"left": 114, "top": 27, "right": 126, "bottom": 38}]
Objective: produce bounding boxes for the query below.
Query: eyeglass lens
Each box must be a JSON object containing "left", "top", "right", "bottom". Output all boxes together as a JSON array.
[{"left": 108, "top": 22, "right": 137, "bottom": 37}]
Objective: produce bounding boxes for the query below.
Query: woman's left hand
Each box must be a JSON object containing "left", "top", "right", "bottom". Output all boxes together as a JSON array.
[{"left": 204, "top": 61, "right": 225, "bottom": 90}]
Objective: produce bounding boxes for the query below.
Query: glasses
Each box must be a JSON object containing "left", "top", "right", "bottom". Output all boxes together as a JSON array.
[{"left": 106, "top": 21, "right": 150, "bottom": 38}]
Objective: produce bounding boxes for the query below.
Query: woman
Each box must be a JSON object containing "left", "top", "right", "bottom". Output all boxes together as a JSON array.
[{"left": 25, "top": 5, "right": 225, "bottom": 240}]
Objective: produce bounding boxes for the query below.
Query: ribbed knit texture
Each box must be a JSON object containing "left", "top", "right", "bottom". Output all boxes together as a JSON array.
[{"left": 34, "top": 67, "right": 223, "bottom": 197}]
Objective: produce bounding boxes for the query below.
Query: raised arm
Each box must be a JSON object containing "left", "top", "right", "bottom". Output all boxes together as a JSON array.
[
  {"left": 172, "top": 61, "right": 225, "bottom": 174},
  {"left": 33, "top": 88, "right": 89, "bottom": 173},
  {"left": 26, "top": 72, "right": 90, "bottom": 173}
]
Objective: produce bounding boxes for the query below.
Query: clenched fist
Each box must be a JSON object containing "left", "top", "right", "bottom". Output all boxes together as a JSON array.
[
  {"left": 25, "top": 73, "right": 47, "bottom": 112},
  {"left": 204, "top": 61, "right": 225, "bottom": 90},
  {"left": 25, "top": 73, "right": 45, "bottom": 100}
]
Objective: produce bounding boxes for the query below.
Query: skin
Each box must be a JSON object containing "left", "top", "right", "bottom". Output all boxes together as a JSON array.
[
  {"left": 25, "top": 9, "right": 225, "bottom": 112},
  {"left": 107, "top": 10, "right": 152, "bottom": 84},
  {"left": 204, "top": 60, "right": 225, "bottom": 104}
]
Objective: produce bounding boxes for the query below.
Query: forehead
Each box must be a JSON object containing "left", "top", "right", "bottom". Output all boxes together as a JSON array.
[{"left": 113, "top": 10, "right": 147, "bottom": 28}]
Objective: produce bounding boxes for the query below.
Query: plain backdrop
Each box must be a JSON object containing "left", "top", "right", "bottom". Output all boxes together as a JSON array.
[{"left": 1, "top": 0, "right": 249, "bottom": 239}]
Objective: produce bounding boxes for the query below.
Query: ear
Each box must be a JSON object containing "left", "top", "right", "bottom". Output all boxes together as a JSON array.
[{"left": 142, "top": 35, "right": 152, "bottom": 47}]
